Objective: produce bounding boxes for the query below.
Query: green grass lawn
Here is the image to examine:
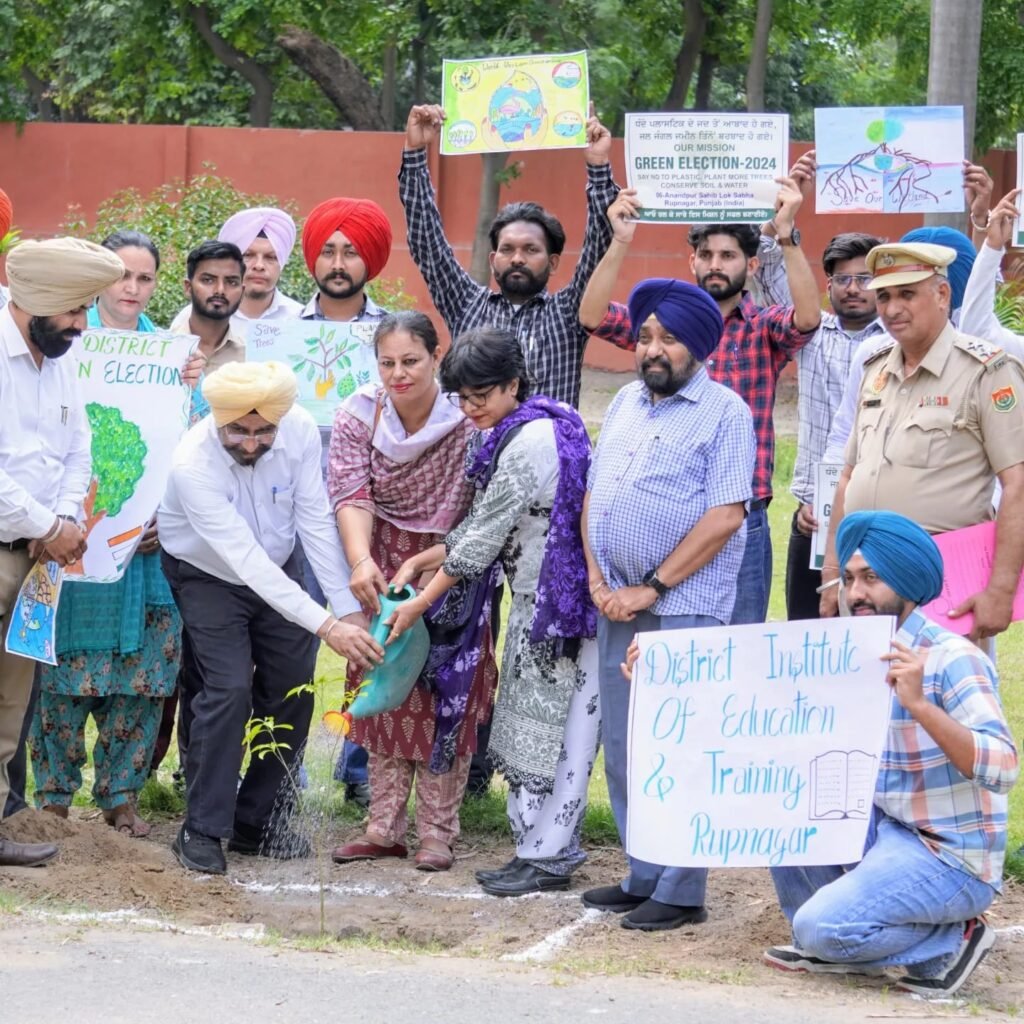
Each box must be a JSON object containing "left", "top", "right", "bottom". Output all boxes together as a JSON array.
[{"left": 45, "top": 435, "right": 1024, "bottom": 874}]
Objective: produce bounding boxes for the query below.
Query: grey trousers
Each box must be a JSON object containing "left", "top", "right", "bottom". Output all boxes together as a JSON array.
[
  {"left": 161, "top": 552, "right": 317, "bottom": 839},
  {"left": 597, "top": 611, "right": 721, "bottom": 907}
]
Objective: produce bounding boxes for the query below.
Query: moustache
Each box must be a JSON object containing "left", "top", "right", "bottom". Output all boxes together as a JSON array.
[
  {"left": 642, "top": 358, "right": 671, "bottom": 372},
  {"left": 849, "top": 601, "right": 876, "bottom": 614}
]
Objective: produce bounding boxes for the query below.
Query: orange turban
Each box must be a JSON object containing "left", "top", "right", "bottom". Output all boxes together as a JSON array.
[
  {"left": 0, "top": 188, "right": 12, "bottom": 239},
  {"left": 301, "top": 197, "right": 392, "bottom": 280}
]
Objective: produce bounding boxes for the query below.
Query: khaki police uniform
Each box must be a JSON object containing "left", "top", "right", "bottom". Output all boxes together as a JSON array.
[{"left": 844, "top": 323, "right": 1024, "bottom": 532}]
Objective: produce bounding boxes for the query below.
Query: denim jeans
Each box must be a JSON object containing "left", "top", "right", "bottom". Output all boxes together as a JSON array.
[
  {"left": 598, "top": 611, "right": 721, "bottom": 907},
  {"left": 770, "top": 814, "right": 995, "bottom": 977},
  {"left": 729, "top": 504, "right": 772, "bottom": 625}
]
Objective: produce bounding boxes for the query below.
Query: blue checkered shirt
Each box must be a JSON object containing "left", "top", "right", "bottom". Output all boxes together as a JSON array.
[
  {"left": 399, "top": 148, "right": 619, "bottom": 408},
  {"left": 587, "top": 372, "right": 755, "bottom": 621}
]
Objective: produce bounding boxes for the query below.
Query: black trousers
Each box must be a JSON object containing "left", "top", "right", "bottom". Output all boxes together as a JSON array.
[
  {"left": 785, "top": 510, "right": 823, "bottom": 621},
  {"left": 3, "top": 666, "right": 39, "bottom": 818},
  {"left": 161, "top": 552, "right": 317, "bottom": 839}
]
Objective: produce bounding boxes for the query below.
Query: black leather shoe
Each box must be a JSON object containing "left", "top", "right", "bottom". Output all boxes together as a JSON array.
[
  {"left": 344, "top": 782, "right": 371, "bottom": 810},
  {"left": 474, "top": 856, "right": 524, "bottom": 884},
  {"left": 172, "top": 824, "right": 226, "bottom": 875},
  {"left": 228, "top": 824, "right": 311, "bottom": 860},
  {"left": 0, "top": 838, "right": 58, "bottom": 867},
  {"left": 621, "top": 898, "right": 708, "bottom": 931},
  {"left": 478, "top": 861, "right": 571, "bottom": 897},
  {"left": 581, "top": 884, "right": 648, "bottom": 913}
]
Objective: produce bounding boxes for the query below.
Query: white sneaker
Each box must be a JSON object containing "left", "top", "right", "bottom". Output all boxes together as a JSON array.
[
  {"left": 896, "top": 918, "right": 994, "bottom": 997},
  {"left": 764, "top": 944, "right": 885, "bottom": 976}
]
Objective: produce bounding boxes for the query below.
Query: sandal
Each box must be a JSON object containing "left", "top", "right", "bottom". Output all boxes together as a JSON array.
[{"left": 103, "top": 803, "right": 152, "bottom": 838}]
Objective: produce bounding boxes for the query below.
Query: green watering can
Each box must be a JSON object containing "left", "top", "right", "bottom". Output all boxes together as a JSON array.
[{"left": 323, "top": 585, "right": 430, "bottom": 735}]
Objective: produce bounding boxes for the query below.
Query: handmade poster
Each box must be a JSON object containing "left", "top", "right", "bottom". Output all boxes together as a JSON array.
[
  {"left": 626, "top": 616, "right": 895, "bottom": 868},
  {"left": 921, "top": 521, "right": 1024, "bottom": 636},
  {"left": 809, "top": 463, "right": 842, "bottom": 570},
  {"left": 439, "top": 51, "right": 589, "bottom": 156},
  {"left": 247, "top": 319, "right": 379, "bottom": 427},
  {"left": 625, "top": 112, "right": 789, "bottom": 223},
  {"left": 69, "top": 329, "right": 195, "bottom": 583},
  {"left": 814, "top": 106, "right": 965, "bottom": 215},
  {"left": 4, "top": 560, "right": 63, "bottom": 665},
  {"left": 1016, "top": 134, "right": 1023, "bottom": 247}
]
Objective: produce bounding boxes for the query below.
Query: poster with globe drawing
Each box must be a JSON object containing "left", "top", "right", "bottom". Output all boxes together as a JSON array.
[
  {"left": 814, "top": 106, "right": 965, "bottom": 215},
  {"left": 440, "top": 51, "right": 590, "bottom": 156},
  {"left": 246, "top": 318, "right": 380, "bottom": 428}
]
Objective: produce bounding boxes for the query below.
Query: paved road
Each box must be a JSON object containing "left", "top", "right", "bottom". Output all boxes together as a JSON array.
[{"left": 2, "top": 918, "right": 935, "bottom": 1024}]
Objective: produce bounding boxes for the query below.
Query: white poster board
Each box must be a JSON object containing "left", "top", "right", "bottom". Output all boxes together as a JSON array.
[
  {"left": 1015, "top": 133, "right": 1023, "bottom": 248},
  {"left": 626, "top": 616, "right": 895, "bottom": 868},
  {"left": 69, "top": 329, "right": 195, "bottom": 583},
  {"left": 625, "top": 112, "right": 789, "bottom": 223},
  {"left": 247, "top": 319, "right": 379, "bottom": 427},
  {"left": 810, "top": 462, "right": 842, "bottom": 570}
]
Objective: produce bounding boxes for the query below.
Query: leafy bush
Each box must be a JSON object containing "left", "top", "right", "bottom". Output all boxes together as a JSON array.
[
  {"left": 995, "top": 273, "right": 1024, "bottom": 336},
  {"left": 62, "top": 165, "right": 413, "bottom": 328}
]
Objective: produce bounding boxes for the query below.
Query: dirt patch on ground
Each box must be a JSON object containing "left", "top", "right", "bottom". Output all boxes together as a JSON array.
[{"left": 2, "top": 807, "right": 1022, "bottom": 1013}]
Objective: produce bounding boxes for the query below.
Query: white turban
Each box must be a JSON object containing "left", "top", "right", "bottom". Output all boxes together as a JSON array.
[
  {"left": 218, "top": 207, "right": 296, "bottom": 266},
  {"left": 7, "top": 238, "right": 125, "bottom": 317},
  {"left": 203, "top": 361, "right": 298, "bottom": 428}
]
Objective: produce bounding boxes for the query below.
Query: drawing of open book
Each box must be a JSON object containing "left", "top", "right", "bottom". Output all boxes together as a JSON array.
[{"left": 809, "top": 749, "right": 878, "bottom": 820}]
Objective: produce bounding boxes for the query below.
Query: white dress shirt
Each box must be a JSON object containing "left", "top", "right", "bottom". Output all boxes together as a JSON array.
[
  {"left": 172, "top": 289, "right": 304, "bottom": 342},
  {"left": 0, "top": 305, "right": 92, "bottom": 542},
  {"left": 158, "top": 405, "right": 358, "bottom": 632},
  {"left": 959, "top": 242, "right": 1024, "bottom": 351}
]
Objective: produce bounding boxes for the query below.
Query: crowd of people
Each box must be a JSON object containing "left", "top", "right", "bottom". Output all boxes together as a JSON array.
[{"left": 0, "top": 103, "right": 1021, "bottom": 997}]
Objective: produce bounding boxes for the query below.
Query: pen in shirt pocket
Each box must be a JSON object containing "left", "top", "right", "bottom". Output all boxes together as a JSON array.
[{"left": 271, "top": 484, "right": 290, "bottom": 504}]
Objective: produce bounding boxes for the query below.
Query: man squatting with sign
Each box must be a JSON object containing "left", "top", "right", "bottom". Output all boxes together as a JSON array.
[
  {"left": 158, "top": 361, "right": 383, "bottom": 875},
  {"left": 820, "top": 243, "right": 1024, "bottom": 644},
  {"left": 581, "top": 278, "right": 755, "bottom": 931},
  {"left": 764, "top": 510, "right": 1018, "bottom": 997},
  {"left": 0, "top": 237, "right": 124, "bottom": 866}
]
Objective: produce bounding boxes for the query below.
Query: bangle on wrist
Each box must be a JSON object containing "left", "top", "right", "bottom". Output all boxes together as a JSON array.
[
  {"left": 42, "top": 518, "right": 62, "bottom": 544},
  {"left": 351, "top": 555, "right": 371, "bottom": 572},
  {"left": 325, "top": 619, "right": 344, "bottom": 641},
  {"left": 590, "top": 581, "right": 608, "bottom": 596},
  {"left": 970, "top": 210, "right": 991, "bottom": 231}
]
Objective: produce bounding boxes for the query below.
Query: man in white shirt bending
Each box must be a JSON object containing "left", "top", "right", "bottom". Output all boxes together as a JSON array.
[
  {"left": 0, "top": 237, "right": 123, "bottom": 866},
  {"left": 159, "top": 361, "right": 383, "bottom": 875}
]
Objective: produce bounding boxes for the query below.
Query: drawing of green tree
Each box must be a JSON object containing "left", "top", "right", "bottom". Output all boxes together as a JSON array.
[{"left": 86, "top": 403, "right": 147, "bottom": 518}]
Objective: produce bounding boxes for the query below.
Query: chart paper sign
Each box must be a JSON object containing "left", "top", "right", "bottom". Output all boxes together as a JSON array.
[
  {"left": 5, "top": 560, "right": 63, "bottom": 665},
  {"left": 69, "top": 330, "right": 194, "bottom": 583},
  {"left": 810, "top": 463, "right": 842, "bottom": 570},
  {"left": 247, "top": 319, "right": 378, "bottom": 428},
  {"left": 922, "top": 521, "right": 1024, "bottom": 636},
  {"left": 440, "top": 51, "right": 589, "bottom": 156},
  {"left": 626, "top": 616, "right": 895, "bottom": 869},
  {"left": 815, "top": 106, "right": 965, "bottom": 215},
  {"left": 625, "top": 112, "right": 789, "bottom": 223},
  {"left": 1016, "top": 134, "right": 1023, "bottom": 247}
]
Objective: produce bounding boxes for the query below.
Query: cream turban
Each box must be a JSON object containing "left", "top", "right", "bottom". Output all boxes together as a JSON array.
[
  {"left": 6, "top": 237, "right": 125, "bottom": 317},
  {"left": 203, "top": 361, "right": 298, "bottom": 428}
]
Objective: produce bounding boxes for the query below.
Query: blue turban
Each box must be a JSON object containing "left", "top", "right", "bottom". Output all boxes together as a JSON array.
[
  {"left": 900, "top": 226, "right": 975, "bottom": 311},
  {"left": 627, "top": 278, "right": 724, "bottom": 362},
  {"left": 836, "top": 510, "right": 944, "bottom": 606}
]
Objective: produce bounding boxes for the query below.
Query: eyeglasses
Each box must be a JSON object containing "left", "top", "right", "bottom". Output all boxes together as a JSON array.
[
  {"left": 223, "top": 426, "right": 277, "bottom": 446},
  {"left": 446, "top": 384, "right": 500, "bottom": 409},
  {"left": 830, "top": 274, "right": 873, "bottom": 289}
]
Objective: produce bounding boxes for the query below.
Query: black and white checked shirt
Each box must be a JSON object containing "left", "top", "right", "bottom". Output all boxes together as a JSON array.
[{"left": 399, "top": 148, "right": 619, "bottom": 409}]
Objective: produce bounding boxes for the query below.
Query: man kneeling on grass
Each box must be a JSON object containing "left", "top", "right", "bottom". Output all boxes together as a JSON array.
[{"left": 764, "top": 510, "right": 1018, "bottom": 996}]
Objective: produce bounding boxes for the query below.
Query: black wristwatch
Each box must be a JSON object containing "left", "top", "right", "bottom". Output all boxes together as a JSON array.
[{"left": 642, "top": 568, "right": 669, "bottom": 597}]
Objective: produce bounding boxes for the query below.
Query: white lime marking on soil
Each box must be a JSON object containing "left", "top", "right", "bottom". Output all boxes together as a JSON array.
[
  {"left": 27, "top": 908, "right": 264, "bottom": 941},
  {"left": 501, "top": 908, "right": 603, "bottom": 962},
  {"left": 995, "top": 925, "right": 1024, "bottom": 939},
  {"left": 234, "top": 879, "right": 580, "bottom": 902}
]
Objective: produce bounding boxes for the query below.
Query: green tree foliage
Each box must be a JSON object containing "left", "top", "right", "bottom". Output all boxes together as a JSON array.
[
  {"left": 86, "top": 403, "right": 147, "bottom": 517},
  {"left": 62, "top": 168, "right": 412, "bottom": 327}
]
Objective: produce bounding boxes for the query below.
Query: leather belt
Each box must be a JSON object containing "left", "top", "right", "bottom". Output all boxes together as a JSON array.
[{"left": 0, "top": 538, "right": 30, "bottom": 552}]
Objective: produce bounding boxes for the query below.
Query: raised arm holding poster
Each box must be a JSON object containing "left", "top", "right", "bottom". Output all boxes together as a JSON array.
[
  {"left": 439, "top": 51, "right": 589, "bottom": 156},
  {"left": 626, "top": 616, "right": 895, "bottom": 869},
  {"left": 246, "top": 318, "right": 378, "bottom": 427},
  {"left": 814, "top": 106, "right": 965, "bottom": 215},
  {"left": 624, "top": 112, "right": 789, "bottom": 223},
  {"left": 1016, "top": 133, "right": 1023, "bottom": 247},
  {"left": 68, "top": 329, "right": 195, "bottom": 584},
  {"left": 810, "top": 462, "right": 841, "bottom": 570}
]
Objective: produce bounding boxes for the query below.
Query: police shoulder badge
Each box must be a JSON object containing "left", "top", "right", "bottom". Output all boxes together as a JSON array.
[{"left": 991, "top": 385, "right": 1017, "bottom": 412}]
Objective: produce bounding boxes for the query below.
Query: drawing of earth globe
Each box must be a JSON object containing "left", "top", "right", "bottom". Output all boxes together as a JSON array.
[
  {"left": 873, "top": 153, "right": 894, "bottom": 170},
  {"left": 488, "top": 71, "right": 544, "bottom": 145},
  {"left": 553, "top": 110, "right": 584, "bottom": 139},
  {"left": 551, "top": 61, "right": 582, "bottom": 89}
]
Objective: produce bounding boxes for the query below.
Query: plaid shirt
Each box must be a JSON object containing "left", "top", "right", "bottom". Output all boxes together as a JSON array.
[
  {"left": 791, "top": 312, "right": 885, "bottom": 505},
  {"left": 591, "top": 293, "right": 815, "bottom": 499},
  {"left": 399, "top": 148, "right": 619, "bottom": 408},
  {"left": 586, "top": 373, "right": 754, "bottom": 621},
  {"left": 877, "top": 608, "right": 1018, "bottom": 888}
]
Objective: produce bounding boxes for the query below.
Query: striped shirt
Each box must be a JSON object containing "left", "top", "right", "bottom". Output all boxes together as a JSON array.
[
  {"left": 586, "top": 372, "right": 754, "bottom": 621},
  {"left": 877, "top": 608, "right": 1019, "bottom": 888}
]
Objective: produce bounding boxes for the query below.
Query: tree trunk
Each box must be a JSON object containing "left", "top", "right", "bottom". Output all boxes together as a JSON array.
[
  {"left": 663, "top": 0, "right": 707, "bottom": 110},
  {"left": 925, "top": 0, "right": 982, "bottom": 227},
  {"left": 277, "top": 25, "right": 387, "bottom": 130},
  {"left": 745, "top": 0, "right": 774, "bottom": 112},
  {"left": 21, "top": 68, "right": 58, "bottom": 121},
  {"left": 380, "top": 43, "right": 397, "bottom": 128},
  {"left": 469, "top": 152, "right": 509, "bottom": 285},
  {"left": 695, "top": 52, "right": 717, "bottom": 109},
  {"left": 187, "top": 3, "right": 275, "bottom": 127}
]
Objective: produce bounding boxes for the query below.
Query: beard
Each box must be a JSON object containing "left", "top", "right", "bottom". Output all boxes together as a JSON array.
[
  {"left": 831, "top": 292, "right": 876, "bottom": 326},
  {"left": 640, "top": 353, "right": 700, "bottom": 396},
  {"left": 29, "top": 316, "right": 79, "bottom": 359},
  {"left": 317, "top": 270, "right": 368, "bottom": 299},
  {"left": 496, "top": 264, "right": 549, "bottom": 299},
  {"left": 697, "top": 268, "right": 746, "bottom": 302},
  {"left": 192, "top": 293, "right": 238, "bottom": 321}
]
